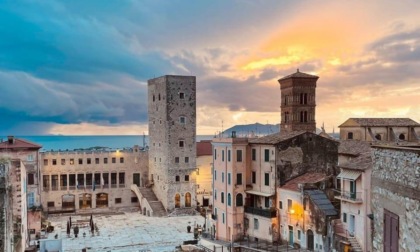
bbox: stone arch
[175,193,181,208]
[185,192,191,207]
[307,229,314,250]
[399,133,405,140]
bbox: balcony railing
[335,191,363,203]
[244,206,277,218]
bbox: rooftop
[338,140,371,156]
[305,190,338,216]
[197,140,212,156]
[0,136,42,150]
[339,118,420,127]
[339,153,372,171]
[249,130,307,144]
[278,69,319,82]
[280,172,328,192]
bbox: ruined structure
[371,145,420,251]
[279,69,318,134]
[148,75,197,211]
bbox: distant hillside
[221,123,323,137]
[222,123,280,137]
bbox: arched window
[399,134,405,140]
[221,192,224,204]
[347,132,353,140]
[375,134,382,141]
[175,194,181,208]
[185,192,191,207]
[227,193,231,206]
[236,194,243,207]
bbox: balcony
[335,191,363,203]
[244,206,277,218]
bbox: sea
[2,135,214,152]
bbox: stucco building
[148,75,197,211]
[339,118,420,142]
[40,146,148,213]
[196,140,213,207]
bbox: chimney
[7,136,14,144]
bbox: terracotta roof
[339,153,372,171]
[249,131,307,144]
[278,70,319,82]
[197,140,212,156]
[0,137,42,150]
[280,172,328,192]
[339,118,420,127]
[338,140,371,156]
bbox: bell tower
[278,69,318,134]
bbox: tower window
[158,94,161,100]
[179,92,185,99]
[347,132,353,140]
[399,133,405,140]
[176,175,180,182]
[153,95,155,102]
[179,140,184,148]
[185,175,189,181]
[179,116,186,124]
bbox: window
[179,92,185,99]
[251,148,256,161]
[51,175,58,190]
[375,134,381,140]
[27,192,35,208]
[264,173,270,186]
[61,159,65,165]
[214,189,217,200]
[184,157,189,163]
[264,149,270,162]
[214,149,217,160]
[70,159,74,165]
[119,172,125,186]
[298,230,301,240]
[214,170,217,181]
[179,116,186,124]
[158,93,161,100]
[179,140,184,148]
[104,158,108,164]
[120,157,124,163]
[343,212,347,223]
[399,133,405,140]
[228,173,231,185]
[115,198,122,204]
[131,197,138,203]
[222,172,224,183]
[87,158,91,164]
[111,173,117,187]
[222,150,224,161]
[236,173,242,185]
[175,157,180,163]
[347,132,353,140]
[288,199,292,211]
[69,174,76,188]
[27,173,35,185]
[227,193,231,206]
[221,192,224,203]
[265,197,270,208]
[279,201,283,209]
[44,159,48,166]
[228,150,231,162]
[176,175,180,182]
[95,158,100,164]
[27,154,34,161]
[252,171,256,184]
[52,159,57,165]
[185,175,189,181]
[237,149,242,162]
[236,194,243,206]
[112,157,116,163]
[153,95,155,102]
[254,218,259,230]
[47,201,55,207]
[78,158,83,165]
[222,213,225,224]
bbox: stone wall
[371,146,420,251]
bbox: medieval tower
[148,75,197,211]
[278,69,318,134]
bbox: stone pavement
[46,211,206,251]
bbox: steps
[347,236,363,252]
[130,185,167,217]
[138,188,159,202]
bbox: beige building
[40,145,148,212]
[339,118,420,142]
[0,136,42,251]
[196,140,213,207]
[148,75,197,211]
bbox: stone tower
[148,75,197,211]
[278,69,318,134]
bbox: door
[288,226,293,246]
[350,180,356,199]
[349,215,355,236]
[384,209,399,252]
[133,173,140,187]
[307,229,314,250]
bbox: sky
[1,0,420,136]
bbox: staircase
[130,185,167,217]
[347,236,363,252]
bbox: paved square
[46,212,206,251]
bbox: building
[148,75,197,211]
[339,118,420,142]
[371,145,420,251]
[278,172,338,251]
[196,140,213,207]
[279,69,318,134]
[211,136,250,242]
[0,136,42,251]
[40,145,148,213]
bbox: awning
[337,170,361,180]
[245,190,274,197]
